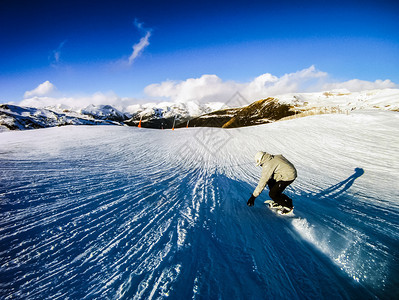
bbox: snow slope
[0,110,398,299]
[277,88,399,112]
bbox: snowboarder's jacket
[253,152,297,197]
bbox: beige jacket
[253,152,297,197]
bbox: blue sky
[0,0,398,106]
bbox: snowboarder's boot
[269,201,282,209]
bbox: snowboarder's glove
[247,194,256,206]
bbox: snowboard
[264,200,294,216]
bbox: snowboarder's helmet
[255,151,265,166]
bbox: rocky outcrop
[187,98,294,128]
[222,98,294,128]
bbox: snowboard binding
[265,200,294,215]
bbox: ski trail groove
[1,112,398,299]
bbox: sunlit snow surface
[1,111,398,299]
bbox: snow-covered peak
[125,101,227,119]
[125,88,399,117]
[80,104,129,121]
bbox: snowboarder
[247,151,297,213]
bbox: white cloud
[50,40,67,65]
[322,79,396,92]
[20,91,138,111]
[143,66,397,104]
[242,66,328,100]
[144,66,329,104]
[144,74,240,103]
[128,19,151,66]
[18,67,398,110]
[24,81,56,98]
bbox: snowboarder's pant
[267,178,294,208]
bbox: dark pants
[267,178,294,208]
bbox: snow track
[1,110,398,299]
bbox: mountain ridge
[1,88,398,131]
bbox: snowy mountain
[0,104,127,131]
[1,109,398,299]
[124,101,227,128]
[1,88,398,130]
[187,97,295,128]
[0,102,226,131]
[189,88,399,128]
[276,88,399,112]
[80,104,130,122]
